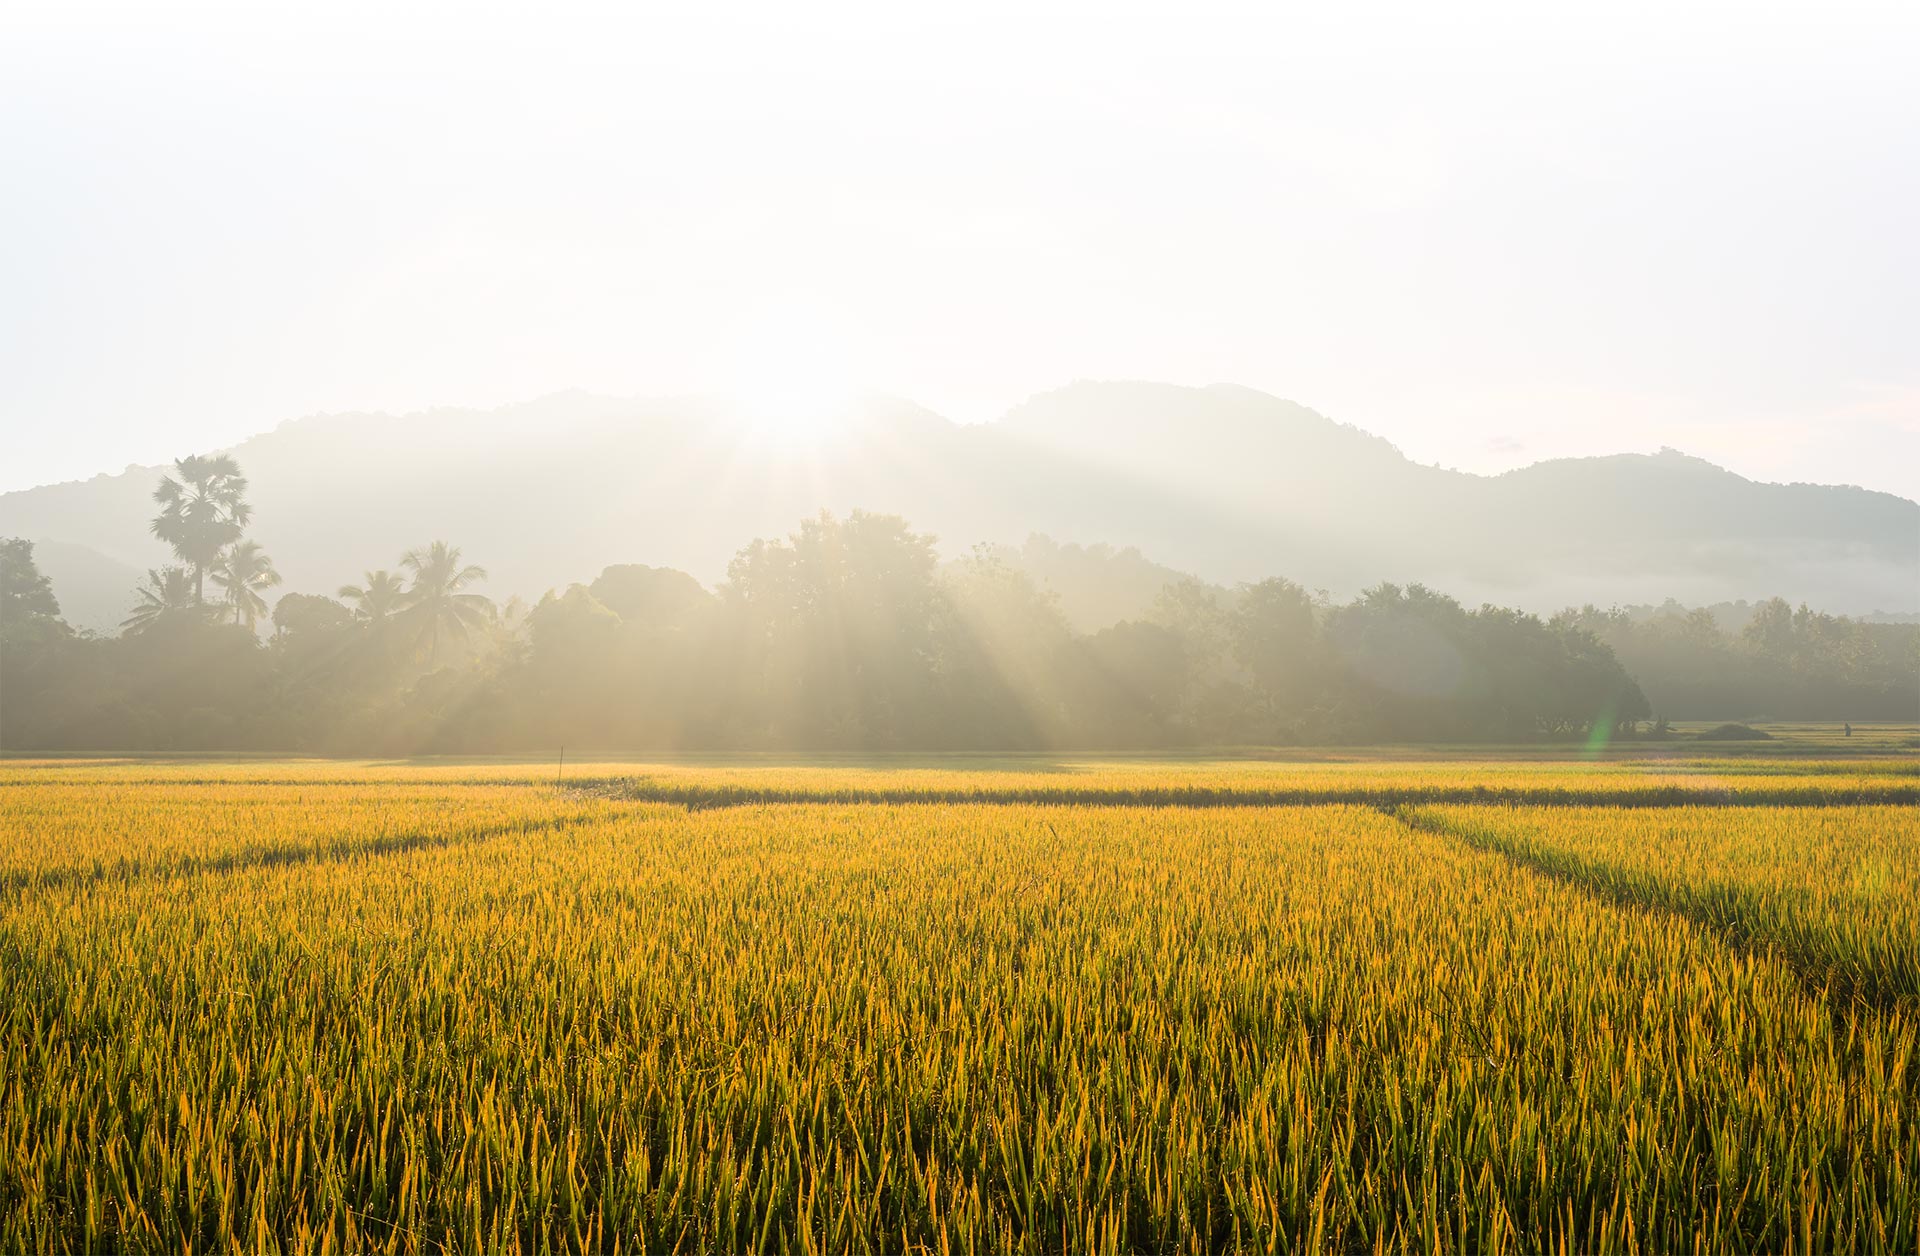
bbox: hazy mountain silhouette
[4,382,1914,624]
[24,540,144,634]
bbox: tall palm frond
[149,454,251,605]
[211,541,282,630]
[399,541,493,665]
[121,567,199,635]
[338,570,409,623]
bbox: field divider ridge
[568,779,1920,810]
[2,811,598,895]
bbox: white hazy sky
[3,0,1916,498]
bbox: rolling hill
[3,382,1914,626]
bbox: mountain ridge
[3,382,1913,623]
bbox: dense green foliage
[2,448,1911,752]
[4,517,1648,751]
[1559,601,1918,721]
[4,515,1654,751]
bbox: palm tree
[399,542,492,665]
[337,570,409,623]
[150,454,251,606]
[121,567,199,635]
[211,541,281,630]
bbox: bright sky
[3,0,1916,498]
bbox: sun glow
[724,306,867,450]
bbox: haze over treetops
[3,380,1914,632]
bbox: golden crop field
[5,753,1914,803]
[1,757,1916,1253]
[1407,804,1920,1008]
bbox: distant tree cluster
[136,454,281,631]
[1557,601,1918,722]
[2,453,1908,752]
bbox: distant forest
[1,455,1914,752]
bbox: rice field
[1407,804,1920,1008]
[0,754,1915,1252]
[4,753,1915,803]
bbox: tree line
[1557,602,1916,723]
[1,455,1911,752]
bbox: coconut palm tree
[399,542,492,665]
[211,541,281,629]
[149,454,251,606]
[121,567,199,635]
[337,570,409,624]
